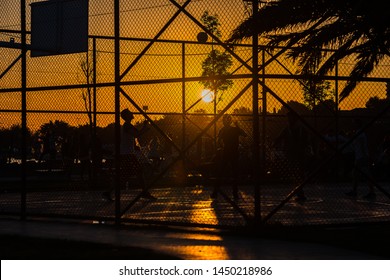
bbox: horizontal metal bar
[1,73,387,94]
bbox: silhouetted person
[161,133,175,174]
[147,136,161,173]
[61,133,76,179]
[211,114,247,200]
[275,112,309,203]
[38,126,56,171]
[323,128,353,179]
[77,133,90,181]
[345,119,375,200]
[92,135,104,176]
[103,109,155,201]
[373,133,390,180]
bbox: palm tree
[228,0,390,101]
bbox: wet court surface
[0,218,386,259]
[1,182,390,228]
[1,181,390,259]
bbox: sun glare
[201,89,214,103]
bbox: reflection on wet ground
[0,219,381,259]
[1,182,390,228]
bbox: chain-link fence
[1,0,390,229]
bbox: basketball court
[1,179,390,228]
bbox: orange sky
[1,0,389,131]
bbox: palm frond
[340,42,385,100]
[228,0,334,43]
[228,0,390,99]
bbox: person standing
[103,109,155,201]
[275,111,310,203]
[147,136,161,173]
[212,114,247,200]
[345,119,375,200]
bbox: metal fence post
[21,0,27,220]
[252,0,261,226]
[92,37,98,188]
[261,48,267,180]
[114,0,121,225]
[182,42,186,152]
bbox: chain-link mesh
[1,0,390,229]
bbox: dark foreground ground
[1,222,390,260]
[263,223,390,259]
[0,234,180,260]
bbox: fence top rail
[3,28,390,59]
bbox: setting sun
[201,89,214,103]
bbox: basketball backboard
[30,0,89,57]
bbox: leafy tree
[200,11,222,39]
[200,50,233,96]
[302,79,333,110]
[38,120,72,139]
[232,106,252,115]
[199,11,233,104]
[278,100,310,115]
[366,96,389,110]
[0,124,33,159]
[228,0,390,100]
